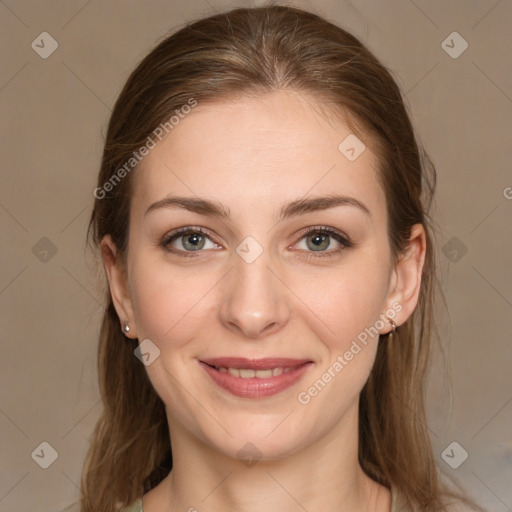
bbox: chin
[196,414,317,463]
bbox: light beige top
[123,486,403,511]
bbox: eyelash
[160,225,353,259]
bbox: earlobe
[384,224,427,332]
[100,235,137,338]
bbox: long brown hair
[82,4,483,511]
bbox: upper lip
[200,357,312,370]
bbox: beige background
[1,0,511,511]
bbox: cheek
[129,256,218,348]
[291,258,390,350]
[129,247,391,353]
[292,266,388,419]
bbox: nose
[219,251,291,339]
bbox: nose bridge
[219,240,289,338]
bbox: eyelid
[290,225,353,258]
[293,225,352,245]
[160,225,353,257]
[161,226,223,255]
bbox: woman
[82,4,483,511]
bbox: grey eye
[305,232,331,251]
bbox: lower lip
[199,361,313,399]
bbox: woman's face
[107,89,412,461]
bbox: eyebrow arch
[144,194,371,220]
[279,195,371,220]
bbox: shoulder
[442,500,482,512]
[390,488,480,512]
[390,485,404,512]
[122,498,143,512]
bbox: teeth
[255,369,273,378]
[217,366,297,378]
[227,367,240,377]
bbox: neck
[143,402,390,512]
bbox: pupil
[184,233,204,250]
[308,233,328,251]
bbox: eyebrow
[144,194,372,220]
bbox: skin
[102,89,426,512]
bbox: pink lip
[201,357,311,370]
[199,357,313,398]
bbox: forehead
[132,90,385,221]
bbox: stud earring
[123,321,131,333]
[389,318,396,333]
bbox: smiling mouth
[199,357,313,398]
[209,365,300,378]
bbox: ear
[100,234,138,338]
[381,223,427,334]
